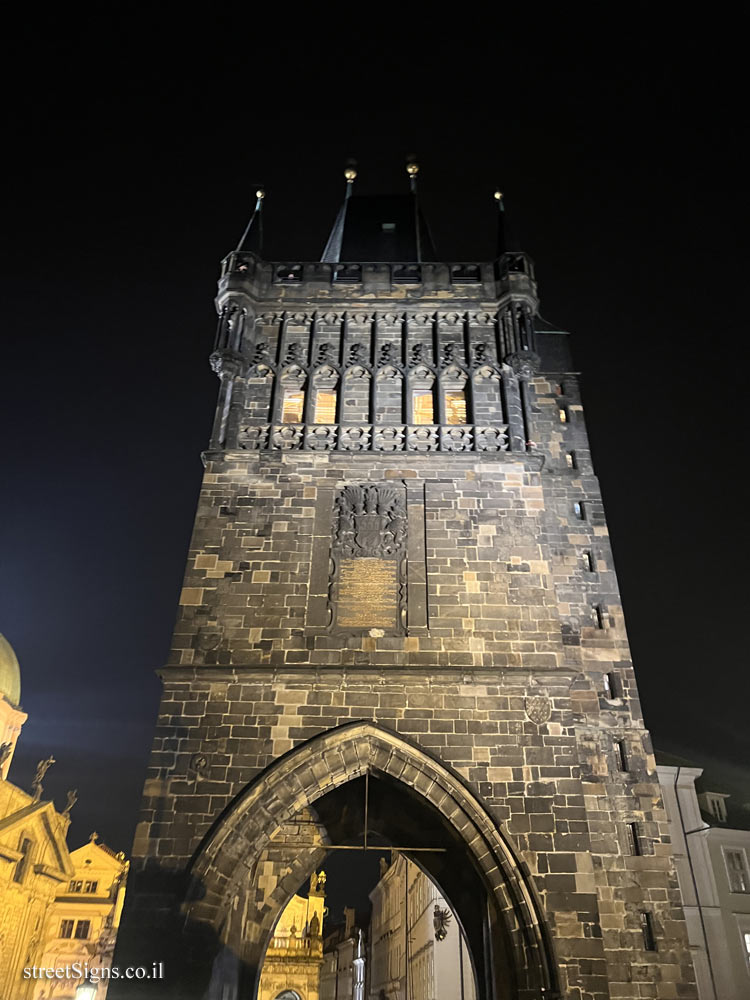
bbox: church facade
[116,183,698,999]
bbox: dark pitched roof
[321,195,436,263]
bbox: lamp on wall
[75,977,97,1000]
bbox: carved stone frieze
[372,426,405,452]
[441,427,473,452]
[407,426,439,452]
[475,426,509,452]
[339,426,372,451]
[305,425,337,451]
[271,424,303,449]
[237,425,270,450]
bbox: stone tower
[117,177,697,1000]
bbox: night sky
[2,15,748,865]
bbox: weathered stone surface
[114,256,696,1000]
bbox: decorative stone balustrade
[236,424,509,453]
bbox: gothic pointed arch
[187,721,560,1000]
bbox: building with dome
[0,633,27,780]
[0,632,128,1000]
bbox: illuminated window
[413,392,434,424]
[60,920,75,939]
[445,391,467,425]
[281,390,304,423]
[725,850,750,893]
[559,407,568,423]
[744,931,750,965]
[314,390,337,424]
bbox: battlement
[218,250,537,304]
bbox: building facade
[116,183,698,999]
[256,873,326,1000]
[657,764,750,999]
[369,853,475,1000]
[32,836,129,1000]
[0,633,128,1000]
[320,908,366,1000]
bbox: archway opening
[248,773,519,1000]
[192,723,558,1000]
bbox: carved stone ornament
[334,485,407,558]
[209,350,246,380]
[505,350,541,378]
[187,753,209,778]
[433,905,452,941]
[525,693,552,725]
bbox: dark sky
[2,14,748,855]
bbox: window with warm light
[413,392,434,424]
[445,390,467,425]
[281,390,304,423]
[314,390,337,424]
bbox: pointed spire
[321,160,357,263]
[406,155,422,263]
[494,188,506,256]
[235,187,265,253]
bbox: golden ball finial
[494,189,503,201]
[406,161,420,177]
[344,167,357,183]
[256,188,265,200]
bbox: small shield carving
[525,693,552,725]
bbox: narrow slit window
[615,739,628,772]
[627,822,642,856]
[640,911,656,951]
[445,390,467,425]
[281,390,305,423]
[413,391,434,425]
[593,605,605,629]
[566,451,577,468]
[573,502,585,520]
[313,390,337,424]
[603,671,618,699]
[559,407,568,423]
[583,551,595,572]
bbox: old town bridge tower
[116,174,697,1000]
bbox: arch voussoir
[187,720,557,998]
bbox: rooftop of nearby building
[656,749,750,832]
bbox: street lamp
[75,978,97,1000]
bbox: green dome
[0,634,21,707]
